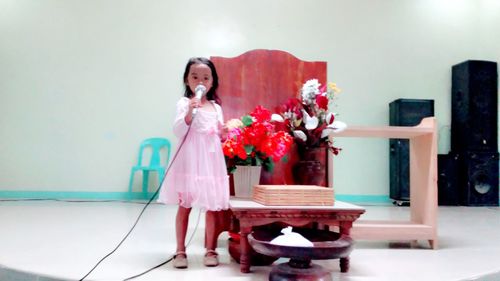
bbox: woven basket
[252,185,334,206]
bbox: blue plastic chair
[128,138,171,199]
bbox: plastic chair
[128,137,171,198]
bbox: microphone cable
[79,108,202,281]
[122,209,201,281]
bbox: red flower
[316,95,328,110]
[222,105,294,173]
[260,131,294,162]
[282,98,303,118]
[250,105,271,123]
[223,139,247,160]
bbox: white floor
[0,199,499,281]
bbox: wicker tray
[252,185,334,206]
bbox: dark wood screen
[211,49,327,186]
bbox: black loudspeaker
[389,98,435,126]
[451,60,498,152]
[389,99,435,203]
[389,139,410,203]
[437,153,459,206]
[458,151,499,206]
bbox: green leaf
[241,115,253,126]
[255,157,262,166]
[244,145,254,154]
[281,155,289,163]
[265,160,275,173]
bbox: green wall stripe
[0,191,392,204]
[335,194,392,204]
[0,191,154,201]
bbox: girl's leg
[203,210,220,266]
[205,210,218,251]
[176,206,191,253]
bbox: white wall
[1,0,499,195]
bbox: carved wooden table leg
[239,226,252,273]
[339,221,352,273]
[340,256,350,273]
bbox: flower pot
[293,160,326,186]
[233,165,262,198]
[293,146,327,186]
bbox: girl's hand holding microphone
[186,84,206,124]
[189,97,201,113]
[185,98,200,125]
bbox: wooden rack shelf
[333,117,438,249]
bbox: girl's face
[186,63,213,95]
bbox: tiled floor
[0,199,499,281]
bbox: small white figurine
[269,226,314,247]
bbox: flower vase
[233,165,262,198]
[293,146,327,186]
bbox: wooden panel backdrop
[211,49,328,187]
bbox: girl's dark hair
[183,57,221,105]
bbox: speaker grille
[459,151,499,206]
[451,60,498,152]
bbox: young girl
[158,57,229,268]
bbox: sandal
[173,251,188,269]
[203,249,219,267]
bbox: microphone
[192,85,206,115]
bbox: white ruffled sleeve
[173,97,190,138]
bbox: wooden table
[333,117,438,249]
[229,199,365,273]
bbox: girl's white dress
[158,97,229,211]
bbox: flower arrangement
[279,79,346,154]
[222,106,294,173]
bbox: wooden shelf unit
[333,117,438,249]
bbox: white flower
[330,120,347,132]
[325,112,335,124]
[301,79,321,105]
[302,109,318,130]
[303,79,321,90]
[225,118,243,130]
[320,121,348,138]
[271,114,284,122]
[292,130,307,142]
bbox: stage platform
[0,199,499,281]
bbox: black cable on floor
[122,257,174,281]
[78,183,163,280]
[122,209,202,280]
[79,122,195,281]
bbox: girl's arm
[215,103,227,140]
[173,98,190,138]
[220,123,228,140]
